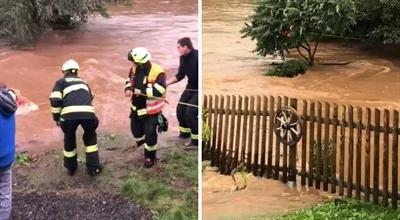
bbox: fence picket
[274,97,282,180]
[260,96,268,176]
[301,100,308,186]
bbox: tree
[241,0,356,65]
[0,0,111,46]
[351,0,400,44]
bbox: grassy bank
[14,133,198,220]
[243,199,400,220]
[121,151,198,220]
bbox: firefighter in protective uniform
[125,47,167,168]
[49,59,102,176]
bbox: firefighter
[49,59,102,176]
[125,47,167,168]
[166,37,198,147]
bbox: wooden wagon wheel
[274,106,303,146]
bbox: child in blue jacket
[0,82,17,219]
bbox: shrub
[0,0,109,45]
[265,59,308,77]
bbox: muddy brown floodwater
[203,0,399,219]
[203,0,400,110]
[0,0,198,153]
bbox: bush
[265,59,308,77]
[312,140,334,178]
[241,0,356,65]
[350,0,400,44]
[0,0,109,46]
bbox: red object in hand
[16,97,27,107]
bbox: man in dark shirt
[167,37,198,148]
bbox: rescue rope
[135,93,198,108]
[182,88,198,92]
[34,93,199,108]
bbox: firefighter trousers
[130,114,159,160]
[60,119,101,173]
[177,90,198,143]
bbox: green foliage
[275,199,400,220]
[312,140,334,178]
[265,59,308,77]
[121,151,197,220]
[202,161,209,173]
[350,0,400,44]
[231,160,249,191]
[15,152,30,166]
[0,0,109,45]
[202,109,211,144]
[241,0,356,65]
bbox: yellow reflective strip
[191,134,199,140]
[51,107,61,113]
[50,91,62,99]
[64,150,77,158]
[134,135,145,142]
[179,126,191,133]
[63,84,89,97]
[86,145,98,153]
[154,83,166,94]
[61,106,95,115]
[131,105,148,116]
[144,144,157,151]
[65,78,84,83]
[146,87,153,97]
[137,109,147,116]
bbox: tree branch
[300,43,312,64]
[312,34,321,57]
[297,46,311,64]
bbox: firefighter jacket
[125,63,166,116]
[49,73,96,121]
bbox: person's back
[49,59,102,176]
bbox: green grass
[121,151,198,220]
[274,199,400,220]
[15,152,30,166]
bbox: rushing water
[203,0,400,111]
[0,0,198,152]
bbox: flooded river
[202,0,399,218]
[203,0,400,110]
[0,0,198,153]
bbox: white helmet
[62,59,80,73]
[129,47,151,64]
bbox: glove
[133,89,141,95]
[157,114,168,133]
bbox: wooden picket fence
[202,94,399,209]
